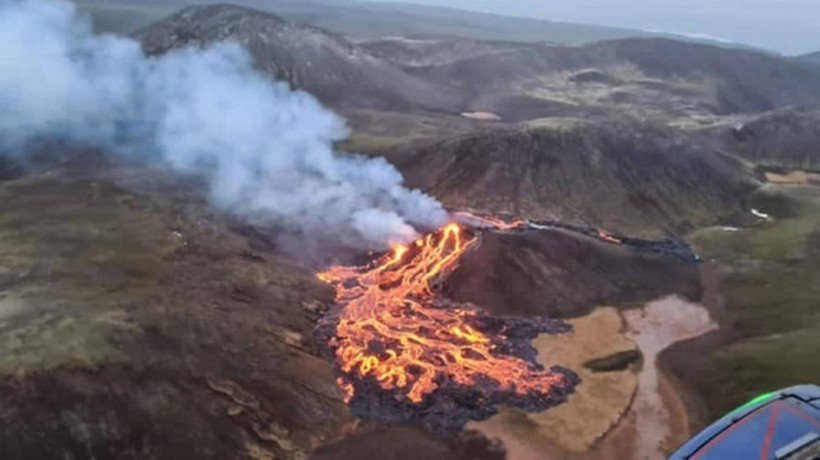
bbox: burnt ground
[445,226,702,319]
[392,123,758,239]
[312,425,506,460]
[0,155,352,459]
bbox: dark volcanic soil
[134,4,464,114]
[311,426,506,460]
[445,226,702,318]
[0,155,351,459]
[392,123,758,238]
[0,153,711,458]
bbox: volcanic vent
[316,217,580,433]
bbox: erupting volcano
[316,216,580,432]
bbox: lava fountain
[316,216,580,432]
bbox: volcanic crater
[314,214,702,433]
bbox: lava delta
[316,218,580,433]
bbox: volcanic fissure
[316,215,582,432]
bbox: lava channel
[316,219,580,433]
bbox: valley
[665,181,820,426]
[2,1,819,458]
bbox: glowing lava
[452,211,527,230]
[317,220,577,413]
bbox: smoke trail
[0,0,448,250]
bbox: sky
[367,0,820,55]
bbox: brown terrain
[0,154,349,458]
[0,152,706,459]
[445,227,701,318]
[3,2,820,459]
[393,124,756,237]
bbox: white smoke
[0,0,448,250]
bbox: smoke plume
[0,0,448,250]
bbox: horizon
[360,0,820,55]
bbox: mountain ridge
[134,4,464,113]
[133,3,818,237]
[75,0,746,50]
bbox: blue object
[668,385,820,459]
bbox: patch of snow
[379,36,440,44]
[751,208,771,220]
[642,29,738,45]
[461,111,502,121]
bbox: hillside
[133,4,820,238]
[0,153,350,458]
[392,121,757,237]
[360,36,533,68]
[263,0,652,44]
[707,106,820,170]
[0,149,711,459]
[5,2,820,459]
[75,0,660,45]
[446,226,701,318]
[588,39,820,113]
[407,38,820,116]
[665,184,820,425]
[134,6,820,123]
[134,4,463,113]
[798,50,820,67]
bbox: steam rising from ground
[0,0,447,250]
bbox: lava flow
[316,217,579,432]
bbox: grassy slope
[663,183,820,425]
[0,164,352,457]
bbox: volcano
[315,217,585,433]
[313,211,706,433]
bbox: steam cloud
[0,0,448,250]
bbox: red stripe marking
[759,404,781,460]
[782,404,820,428]
[691,406,769,460]
[691,400,820,460]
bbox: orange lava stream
[598,229,623,244]
[318,222,567,404]
[452,211,527,230]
